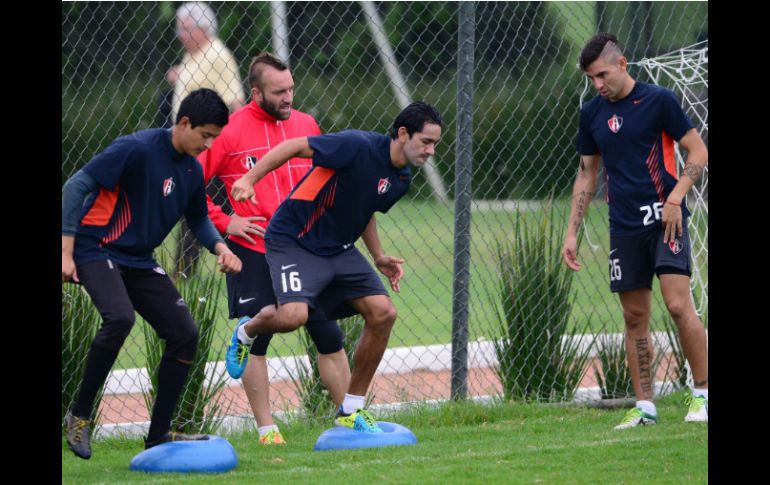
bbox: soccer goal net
[635,41,708,318]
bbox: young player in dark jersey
[62,88,242,459]
[227,102,443,432]
[562,33,708,429]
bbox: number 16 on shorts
[281,271,302,292]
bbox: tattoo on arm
[572,190,594,232]
[683,163,703,182]
[635,338,654,400]
[579,159,586,172]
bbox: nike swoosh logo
[633,98,643,104]
[281,264,297,270]
[609,249,618,255]
[238,297,256,304]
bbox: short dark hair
[389,101,443,140]
[248,52,290,89]
[176,88,229,127]
[579,33,621,70]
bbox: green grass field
[61,390,707,484]
[109,198,707,371]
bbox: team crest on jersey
[244,155,258,169]
[162,177,175,197]
[377,178,391,195]
[607,114,623,133]
[668,238,683,254]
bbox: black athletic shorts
[226,240,344,355]
[265,237,389,320]
[226,240,277,319]
[609,221,692,293]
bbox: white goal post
[634,41,708,318]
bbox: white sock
[237,325,255,345]
[636,400,657,416]
[341,394,365,414]
[692,388,708,400]
[258,424,279,437]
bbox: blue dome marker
[129,435,237,473]
[314,422,417,451]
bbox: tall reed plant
[489,199,594,402]
[593,326,670,400]
[653,315,690,395]
[593,333,634,399]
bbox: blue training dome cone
[130,435,237,473]
[314,422,417,451]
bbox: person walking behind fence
[561,33,708,429]
[227,102,443,433]
[167,1,246,276]
[170,2,245,120]
[62,88,242,459]
[198,52,351,445]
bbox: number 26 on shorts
[609,258,622,281]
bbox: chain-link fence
[62,1,708,437]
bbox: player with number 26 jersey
[576,81,695,236]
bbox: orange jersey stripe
[290,167,335,201]
[81,187,119,226]
[102,193,131,244]
[662,132,678,180]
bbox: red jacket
[197,102,321,253]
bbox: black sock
[146,356,191,442]
[71,344,120,418]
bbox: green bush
[489,199,594,402]
[63,1,706,197]
[62,1,577,199]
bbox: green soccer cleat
[259,429,286,445]
[614,407,658,430]
[334,407,384,433]
[684,394,708,423]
